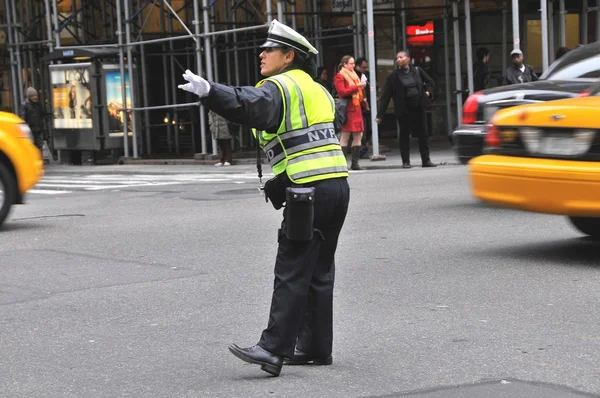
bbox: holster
[285,187,315,241]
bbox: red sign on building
[407,21,434,46]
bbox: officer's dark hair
[337,55,354,72]
[475,47,490,61]
[281,46,318,78]
[355,57,368,67]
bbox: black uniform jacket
[377,64,435,119]
[200,68,306,134]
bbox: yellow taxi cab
[0,111,44,227]
[468,88,600,239]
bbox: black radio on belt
[285,187,315,241]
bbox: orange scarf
[339,67,364,107]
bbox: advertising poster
[105,71,133,137]
[50,65,93,129]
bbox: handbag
[334,97,348,133]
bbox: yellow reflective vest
[253,69,349,184]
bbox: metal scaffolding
[1,0,598,160]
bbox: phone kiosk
[42,49,139,164]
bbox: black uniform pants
[397,105,431,164]
[258,177,350,358]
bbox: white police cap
[260,19,318,56]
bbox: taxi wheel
[568,217,600,240]
[0,162,17,228]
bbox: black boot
[351,146,364,170]
[342,146,349,158]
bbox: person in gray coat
[19,87,45,151]
[208,110,233,166]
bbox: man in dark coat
[504,49,538,85]
[376,50,437,168]
[18,87,45,151]
[472,47,490,92]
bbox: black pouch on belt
[263,175,287,210]
[285,187,315,241]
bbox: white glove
[178,69,211,98]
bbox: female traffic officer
[178,19,350,377]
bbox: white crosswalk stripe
[29,173,272,196]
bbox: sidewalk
[44,139,460,175]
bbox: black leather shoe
[422,161,437,167]
[283,349,333,366]
[402,163,412,169]
[228,344,283,376]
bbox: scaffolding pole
[548,0,554,62]
[193,0,208,154]
[443,0,452,133]
[168,0,180,154]
[452,0,462,125]
[211,6,220,84]
[541,0,549,71]
[232,0,243,149]
[464,0,474,95]
[559,0,566,47]
[353,0,359,56]
[512,0,520,50]
[203,0,218,155]
[502,1,507,75]
[291,2,297,30]
[5,0,19,112]
[11,0,24,104]
[277,0,284,21]
[44,0,54,52]
[51,0,61,49]
[266,0,273,22]
[357,0,364,56]
[365,0,381,159]
[313,0,323,65]
[125,0,139,158]
[582,0,588,45]
[597,0,600,42]
[116,0,130,157]
[401,0,407,50]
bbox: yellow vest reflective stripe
[252,69,348,184]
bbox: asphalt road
[1,165,599,398]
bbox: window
[526,14,580,72]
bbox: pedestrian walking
[503,49,538,85]
[471,47,491,93]
[178,19,350,377]
[208,110,233,166]
[18,87,45,152]
[376,50,437,168]
[333,55,367,170]
[354,57,372,159]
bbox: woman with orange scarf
[333,55,367,170]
